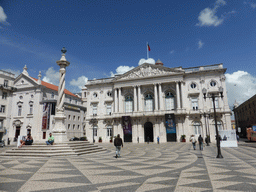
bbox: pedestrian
[190,135,196,150]
[147,136,149,144]
[157,136,160,144]
[114,134,123,158]
[237,134,239,142]
[198,135,203,150]
[46,133,54,145]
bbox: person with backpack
[114,134,123,158]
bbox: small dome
[155,59,163,66]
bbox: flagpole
[147,42,149,59]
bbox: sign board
[238,127,241,133]
[165,114,176,134]
[252,125,256,132]
[219,130,238,147]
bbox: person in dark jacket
[114,134,123,158]
[198,135,203,150]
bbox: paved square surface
[1,143,256,192]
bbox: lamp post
[91,118,96,143]
[202,87,223,158]
[203,112,210,146]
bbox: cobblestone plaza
[1,142,256,192]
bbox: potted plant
[110,136,113,143]
[98,137,102,143]
[181,135,186,142]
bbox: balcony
[0,85,17,92]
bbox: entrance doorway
[15,126,20,140]
[144,122,153,142]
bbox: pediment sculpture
[121,66,173,80]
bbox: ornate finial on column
[38,71,42,84]
[60,47,67,61]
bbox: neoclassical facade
[83,60,232,143]
[8,66,86,144]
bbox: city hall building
[82,60,232,143]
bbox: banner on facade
[122,116,132,135]
[42,103,50,130]
[165,114,176,134]
[219,130,238,147]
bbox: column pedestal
[52,112,68,143]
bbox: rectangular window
[191,97,198,110]
[165,98,174,110]
[145,99,153,112]
[30,105,33,114]
[18,106,22,116]
[3,80,8,87]
[0,105,5,113]
[107,126,113,137]
[125,101,133,113]
[93,126,97,136]
[212,98,219,108]
[106,103,112,114]
[2,92,7,100]
[0,120,3,130]
[92,104,97,115]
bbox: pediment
[115,63,183,81]
[14,74,38,88]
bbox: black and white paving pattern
[1,142,256,192]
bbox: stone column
[118,88,122,113]
[176,82,181,109]
[154,84,158,111]
[138,86,141,111]
[114,88,118,113]
[158,83,163,110]
[134,86,137,112]
[53,47,70,143]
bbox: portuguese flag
[147,43,151,51]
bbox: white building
[8,66,86,144]
[0,70,16,143]
[82,60,232,143]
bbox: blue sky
[0,0,256,108]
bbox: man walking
[114,134,123,158]
[198,135,203,150]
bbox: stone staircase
[0,141,107,157]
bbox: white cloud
[3,69,21,77]
[170,50,175,54]
[198,40,204,49]
[0,6,7,23]
[42,67,59,85]
[70,76,88,91]
[225,70,256,108]
[244,1,256,9]
[110,66,135,77]
[138,58,156,65]
[196,0,226,27]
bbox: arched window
[165,92,174,110]
[145,94,153,112]
[194,121,201,135]
[125,96,133,113]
